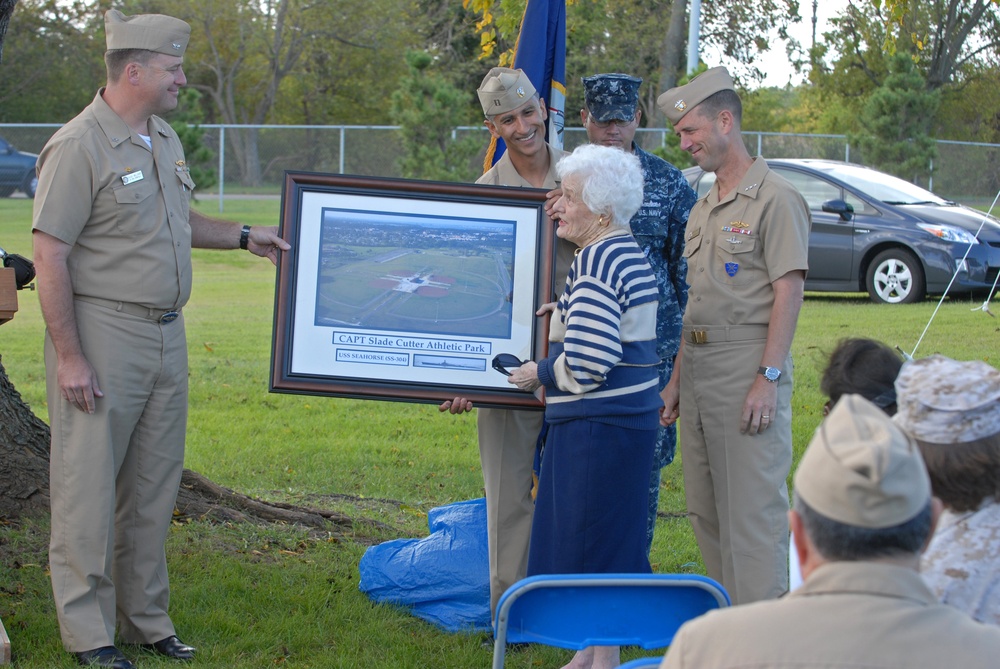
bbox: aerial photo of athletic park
[314,207,518,339]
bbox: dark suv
[0,135,38,199]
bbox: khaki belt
[684,325,769,345]
[75,295,180,324]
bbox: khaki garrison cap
[894,355,1000,445]
[657,66,735,124]
[795,394,931,529]
[105,9,191,56]
[478,67,537,117]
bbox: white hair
[556,143,644,228]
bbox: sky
[711,0,853,89]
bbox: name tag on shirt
[122,171,144,186]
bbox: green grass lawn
[1,197,998,667]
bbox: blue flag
[488,0,566,167]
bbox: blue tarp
[358,498,491,633]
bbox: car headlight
[917,223,979,245]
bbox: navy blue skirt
[527,418,657,576]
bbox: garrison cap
[478,67,537,117]
[583,73,641,122]
[657,66,735,124]
[893,355,1000,444]
[105,9,191,57]
[795,394,931,529]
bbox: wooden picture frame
[270,172,555,410]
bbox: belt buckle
[159,311,179,324]
[691,330,708,345]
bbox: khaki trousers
[679,337,791,605]
[476,407,541,618]
[47,302,187,651]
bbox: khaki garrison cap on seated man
[895,355,1000,625]
[105,9,191,56]
[658,394,1000,669]
[478,67,537,118]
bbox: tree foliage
[389,51,483,182]
[876,0,1000,53]
[851,53,940,181]
[820,0,1000,93]
[0,0,104,122]
[463,0,802,128]
[169,88,217,196]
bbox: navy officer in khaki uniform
[656,67,810,604]
[659,394,1000,669]
[440,67,574,623]
[32,10,288,668]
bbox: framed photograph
[270,171,556,410]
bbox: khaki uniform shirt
[683,157,809,327]
[33,89,196,310]
[477,143,575,293]
[660,562,1000,669]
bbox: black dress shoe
[142,635,196,660]
[75,646,136,669]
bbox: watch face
[764,367,780,381]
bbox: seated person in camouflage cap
[577,73,696,556]
[894,354,1000,625]
[659,394,1000,669]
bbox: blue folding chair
[491,573,729,669]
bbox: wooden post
[0,267,17,326]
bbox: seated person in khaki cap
[659,394,1000,669]
[894,355,1000,624]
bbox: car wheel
[865,248,925,304]
[21,172,38,199]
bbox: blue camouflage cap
[582,73,642,123]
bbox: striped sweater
[536,230,662,429]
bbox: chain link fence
[3,123,999,211]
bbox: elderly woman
[508,143,661,669]
[893,355,1000,625]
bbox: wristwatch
[758,366,782,383]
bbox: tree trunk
[0,355,387,537]
[651,0,690,128]
[0,355,51,518]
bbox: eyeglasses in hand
[492,353,526,376]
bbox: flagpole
[687,0,701,74]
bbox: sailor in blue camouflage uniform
[581,73,697,554]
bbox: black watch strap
[239,225,251,250]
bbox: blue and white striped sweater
[536,232,662,429]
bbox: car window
[844,192,868,215]
[772,168,841,211]
[695,171,715,198]
[817,163,948,205]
